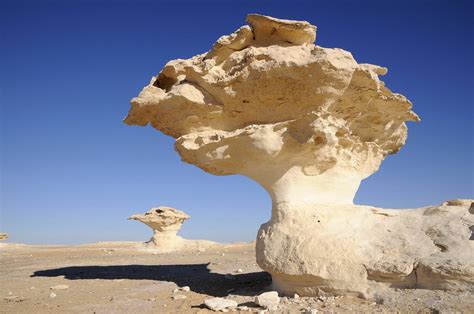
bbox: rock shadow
[31,263,271,297]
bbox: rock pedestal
[125,14,474,296]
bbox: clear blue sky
[1,0,473,244]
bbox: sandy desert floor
[0,242,473,313]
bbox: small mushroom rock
[129,206,189,252]
[0,233,8,241]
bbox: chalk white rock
[258,200,474,297]
[255,291,280,310]
[124,14,473,297]
[172,294,186,300]
[204,298,238,311]
[129,206,189,251]
[125,14,418,206]
[50,285,69,290]
[173,286,190,293]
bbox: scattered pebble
[294,293,300,299]
[204,297,238,311]
[147,298,156,301]
[221,253,226,256]
[49,292,57,299]
[50,284,69,290]
[172,294,186,300]
[236,268,243,273]
[173,286,190,293]
[255,291,280,310]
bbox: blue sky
[1,0,473,244]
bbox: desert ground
[1,242,472,313]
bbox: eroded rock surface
[0,233,8,241]
[258,200,474,297]
[125,14,473,296]
[125,14,419,205]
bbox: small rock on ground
[204,297,238,311]
[50,284,69,290]
[173,286,190,293]
[255,291,280,310]
[172,294,186,300]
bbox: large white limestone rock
[125,14,473,296]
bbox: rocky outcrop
[258,200,474,297]
[129,207,189,251]
[0,233,8,241]
[125,14,473,296]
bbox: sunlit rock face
[125,14,473,297]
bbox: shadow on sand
[31,263,271,297]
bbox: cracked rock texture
[125,14,473,296]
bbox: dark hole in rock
[153,73,177,92]
[434,243,448,252]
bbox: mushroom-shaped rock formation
[0,233,8,241]
[125,15,474,296]
[129,206,189,251]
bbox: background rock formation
[129,206,189,251]
[129,206,217,252]
[125,14,473,296]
